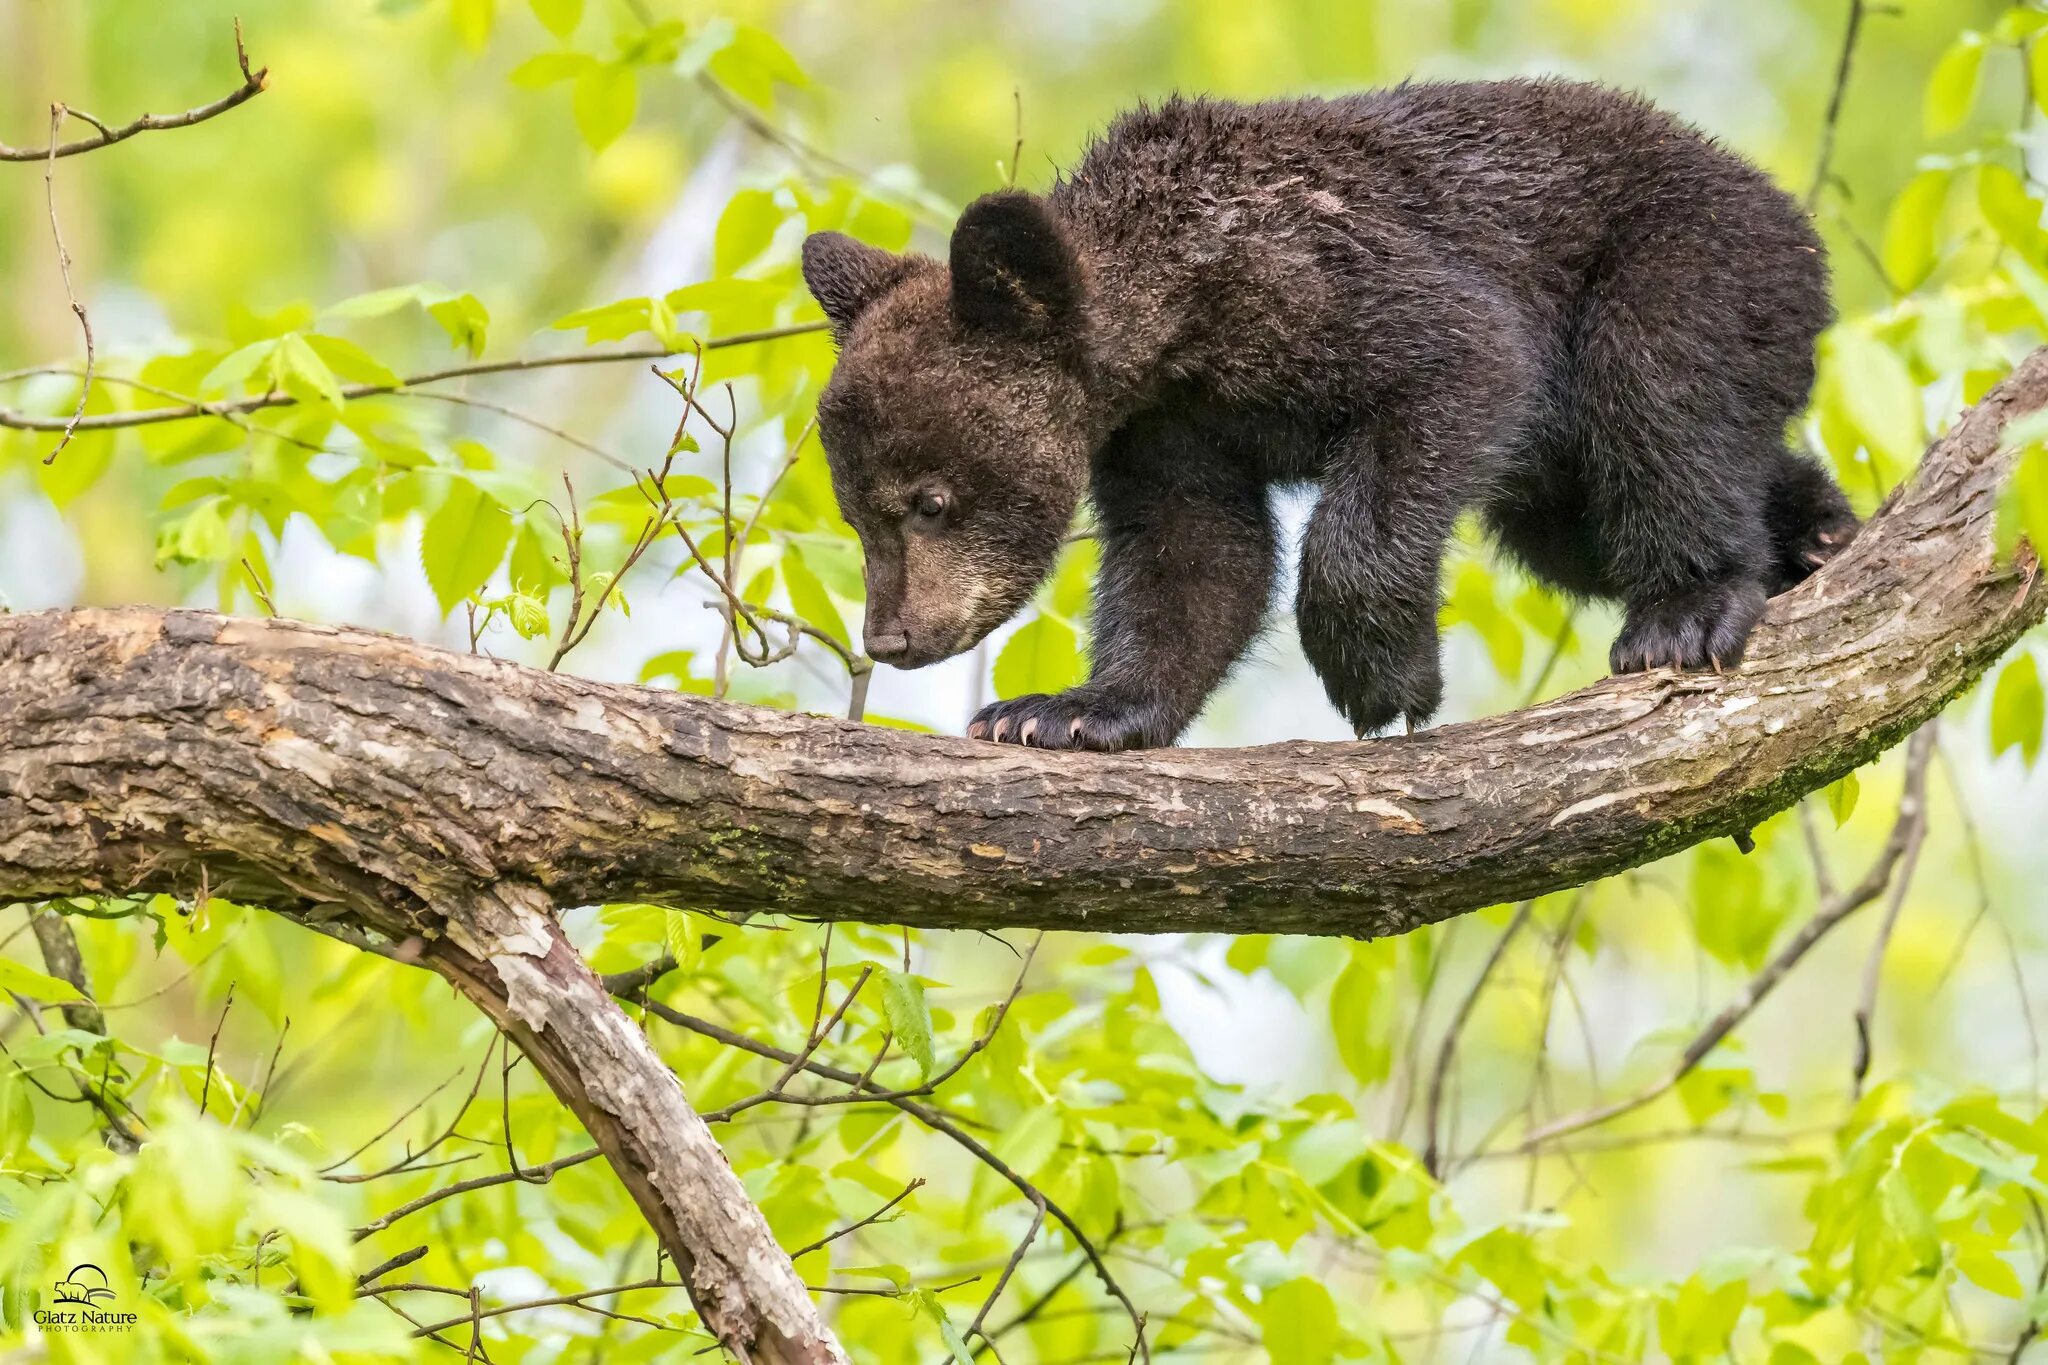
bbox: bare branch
[38,106,95,464]
[0,20,268,162]
[1421,901,1534,1177]
[1499,726,1936,1156]
[787,1178,925,1260]
[0,322,826,435]
[1807,0,1868,209]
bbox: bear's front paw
[1296,606,1443,738]
[1611,579,1768,673]
[967,689,1175,752]
[1316,656,1444,738]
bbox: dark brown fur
[803,81,1856,750]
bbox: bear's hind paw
[1610,579,1768,674]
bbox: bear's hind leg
[1570,307,1782,674]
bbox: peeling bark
[420,889,846,1364]
[0,351,2043,1355]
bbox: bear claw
[968,689,1173,752]
[1611,579,1768,675]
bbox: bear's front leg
[969,430,1277,752]
[1296,426,1478,738]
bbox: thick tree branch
[2,355,2040,939]
[413,902,845,1363]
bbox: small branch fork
[650,364,874,720]
[1491,726,1938,1159]
[0,19,269,162]
[4,20,269,462]
[38,106,95,465]
[607,946,1151,1364]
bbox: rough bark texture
[0,352,2042,1359]
[418,892,845,1364]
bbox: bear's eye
[910,490,949,524]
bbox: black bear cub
[801,80,1856,751]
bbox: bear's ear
[802,232,917,339]
[949,190,1083,338]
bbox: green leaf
[0,1072,31,1161]
[1826,769,1859,827]
[1329,942,1395,1085]
[275,332,346,410]
[2033,37,2048,119]
[509,50,594,88]
[706,24,812,112]
[1979,164,2047,265]
[991,1104,1061,1180]
[782,545,848,645]
[910,1289,974,1365]
[427,293,490,356]
[201,340,279,394]
[880,971,935,1080]
[1881,171,1950,292]
[1924,35,1986,138]
[554,297,656,344]
[1956,1245,2025,1299]
[1999,442,2048,561]
[1676,1063,1751,1125]
[992,613,1082,699]
[673,17,738,78]
[421,477,514,614]
[501,590,550,639]
[1990,653,2043,767]
[1824,329,1923,468]
[715,188,786,277]
[323,285,432,320]
[572,62,637,151]
[0,957,86,1004]
[1259,1278,1338,1365]
[451,0,494,51]
[303,334,402,388]
[527,0,580,39]
[663,910,703,974]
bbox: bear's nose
[865,627,911,663]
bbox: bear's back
[1053,82,1814,282]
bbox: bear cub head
[802,190,1095,669]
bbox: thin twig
[0,20,268,161]
[1499,726,1936,1156]
[357,1245,429,1288]
[1422,902,1534,1177]
[1807,0,1867,210]
[1850,733,1934,1096]
[616,990,1150,1361]
[966,1194,1046,1347]
[0,322,826,434]
[27,908,105,1035]
[198,983,237,1116]
[787,1177,924,1260]
[408,1277,688,1338]
[352,1147,603,1240]
[39,106,94,464]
